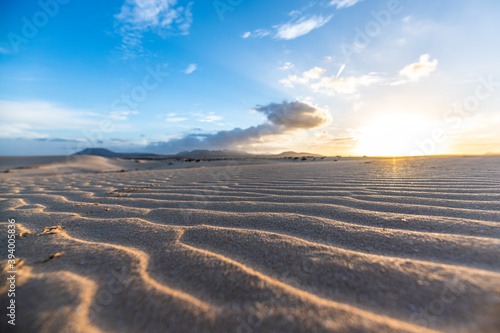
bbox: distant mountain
[74,148,121,157]
[273,151,323,158]
[74,148,161,159]
[74,148,324,159]
[175,149,324,158]
[174,149,251,158]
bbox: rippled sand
[1,156,499,332]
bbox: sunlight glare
[356,114,425,156]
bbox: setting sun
[356,114,426,156]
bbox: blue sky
[1,0,499,156]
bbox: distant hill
[175,150,324,158]
[74,148,324,159]
[175,149,251,158]
[74,148,122,157]
[74,148,161,159]
[273,151,323,158]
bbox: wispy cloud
[0,100,134,139]
[115,0,193,58]
[323,56,333,63]
[310,74,382,95]
[165,112,188,122]
[280,66,381,95]
[184,63,197,74]
[35,138,86,143]
[0,123,47,139]
[194,112,223,124]
[166,117,188,123]
[0,100,90,139]
[399,54,438,82]
[274,15,332,40]
[108,110,139,121]
[281,54,438,95]
[243,14,332,40]
[303,67,327,80]
[278,62,295,71]
[329,0,364,9]
[242,29,272,39]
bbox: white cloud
[255,29,272,38]
[115,0,193,57]
[329,0,364,9]
[310,74,382,95]
[243,14,332,41]
[242,29,272,39]
[165,112,188,123]
[288,3,315,18]
[399,54,438,82]
[109,110,139,121]
[199,115,223,123]
[279,77,296,88]
[280,67,327,87]
[280,66,381,95]
[0,123,47,139]
[323,56,333,63]
[279,62,295,70]
[0,101,92,139]
[0,100,135,139]
[303,67,327,80]
[166,117,187,122]
[193,112,223,124]
[0,100,93,130]
[184,63,197,74]
[274,15,332,40]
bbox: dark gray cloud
[35,138,82,143]
[147,100,331,153]
[255,100,331,129]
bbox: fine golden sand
[1,156,499,332]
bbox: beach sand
[1,156,499,332]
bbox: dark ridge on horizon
[73,148,161,158]
[73,148,324,159]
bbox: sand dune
[1,156,500,332]
[0,155,137,177]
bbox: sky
[1,0,499,156]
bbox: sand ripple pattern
[1,156,500,332]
